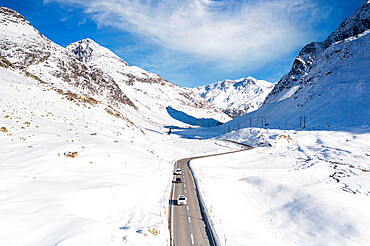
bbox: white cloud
[46,0,323,68]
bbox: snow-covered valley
[1,66,369,245]
[1,1,370,246]
[0,67,240,245]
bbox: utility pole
[300,116,307,129]
[261,116,263,128]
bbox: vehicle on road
[174,168,182,175]
[175,177,182,183]
[178,195,187,205]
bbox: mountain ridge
[192,76,274,118]
[264,1,370,106]
[0,6,230,129]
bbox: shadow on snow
[166,106,223,127]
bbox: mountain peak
[0,7,44,41]
[67,38,129,66]
[0,6,28,23]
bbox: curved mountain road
[169,140,253,246]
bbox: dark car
[175,177,182,183]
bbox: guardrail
[168,164,176,246]
[188,160,220,246]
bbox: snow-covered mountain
[0,8,135,108]
[0,7,230,130]
[192,77,274,118]
[224,1,370,130]
[66,38,231,127]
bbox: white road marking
[185,189,187,193]
[188,217,191,223]
[191,234,194,244]
[184,184,186,187]
[187,206,189,210]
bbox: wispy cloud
[45,0,323,69]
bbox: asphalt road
[170,158,209,246]
[169,141,253,246]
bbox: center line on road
[185,190,187,193]
[188,217,191,223]
[187,206,189,210]
[191,234,194,244]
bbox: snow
[190,128,370,245]
[0,67,239,246]
[277,85,299,102]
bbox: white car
[174,168,182,175]
[178,195,187,205]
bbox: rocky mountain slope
[0,8,134,108]
[66,38,230,127]
[225,1,369,130]
[192,77,274,118]
[0,7,230,130]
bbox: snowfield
[0,67,240,246]
[190,128,370,246]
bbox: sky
[2,0,366,87]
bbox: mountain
[0,7,230,129]
[66,38,231,127]
[192,77,274,118]
[0,7,137,115]
[224,1,370,130]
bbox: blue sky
[2,0,366,87]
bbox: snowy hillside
[0,7,230,130]
[0,8,134,109]
[0,66,240,246]
[226,1,370,130]
[66,39,231,127]
[192,77,274,118]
